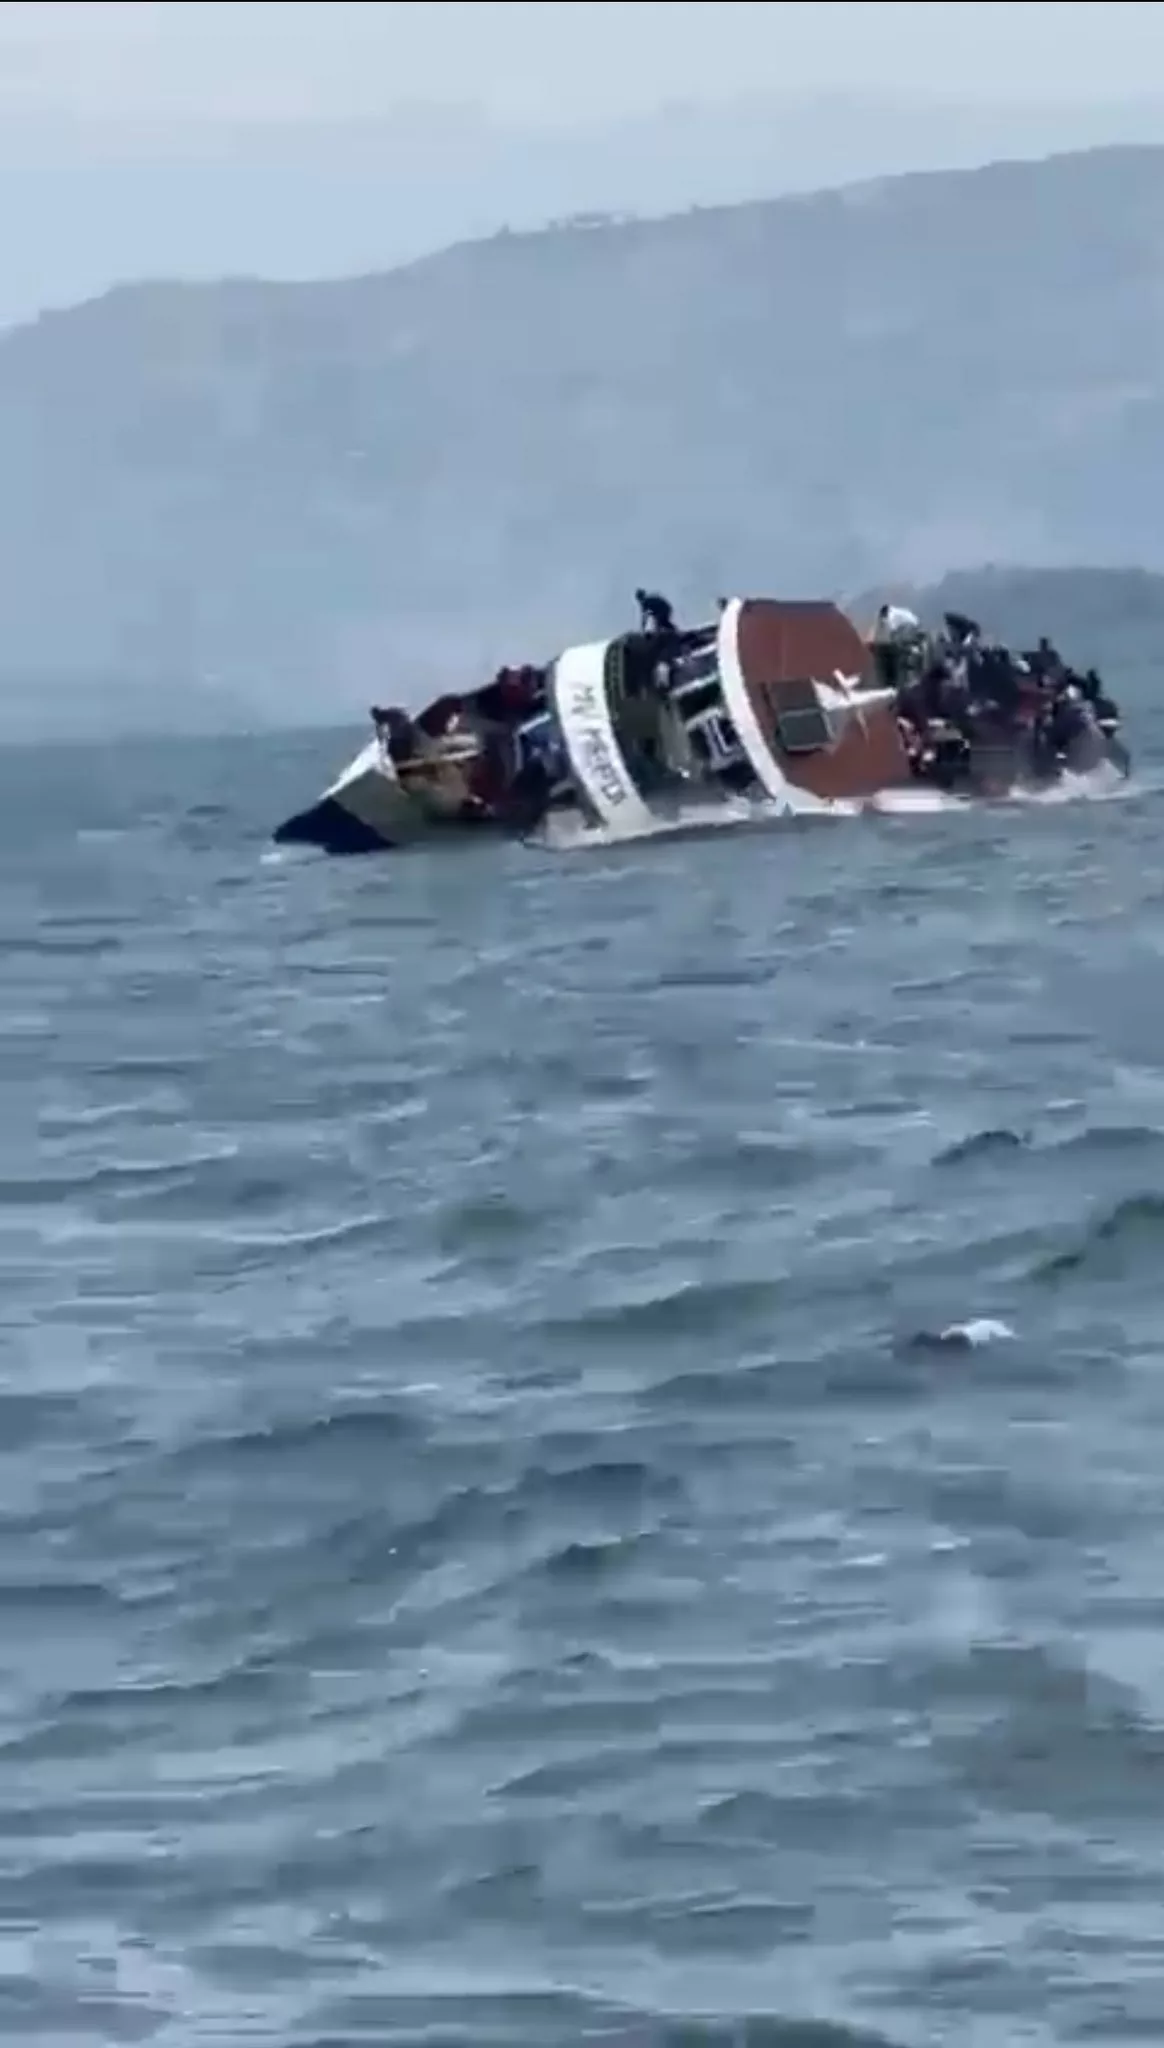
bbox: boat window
[672,642,720,688]
[775,701,833,753]
[672,677,721,721]
[689,712,742,766]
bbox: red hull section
[737,598,873,690]
[734,599,914,800]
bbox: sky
[3,0,1164,330]
[4,0,1164,125]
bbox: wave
[532,762,1138,853]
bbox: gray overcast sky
[4,1,1164,122]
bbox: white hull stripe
[550,640,656,832]
[714,601,794,810]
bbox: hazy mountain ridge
[5,91,1164,329]
[3,143,1164,728]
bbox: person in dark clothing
[1029,636,1067,689]
[1077,668,1120,722]
[974,643,1021,718]
[635,587,675,634]
[922,653,956,722]
[1080,669,1121,728]
[371,705,421,768]
[415,693,464,738]
[1048,685,1092,759]
[943,610,981,650]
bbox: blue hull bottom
[272,797,396,855]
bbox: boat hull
[273,599,1132,854]
[273,738,489,853]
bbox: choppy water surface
[3,724,1164,2046]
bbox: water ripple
[0,725,1163,2043]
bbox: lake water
[2,719,1163,2045]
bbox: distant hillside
[4,144,1164,726]
[7,91,1163,329]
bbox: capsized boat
[273,596,913,853]
[272,595,1129,854]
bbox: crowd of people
[365,595,684,823]
[367,658,561,825]
[871,602,1122,782]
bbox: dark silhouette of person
[635,587,675,634]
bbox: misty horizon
[3,6,1164,738]
[5,94,1164,332]
[4,0,1164,325]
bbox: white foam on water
[533,766,1122,852]
[530,792,770,853]
[864,785,969,817]
[260,842,330,866]
[1009,761,1137,808]
[937,1316,1017,1348]
[529,783,865,853]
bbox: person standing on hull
[871,601,924,689]
[633,588,682,712]
[635,587,676,635]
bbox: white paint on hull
[550,640,656,835]
[322,737,434,844]
[713,600,794,808]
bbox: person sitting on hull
[481,664,545,724]
[415,693,465,740]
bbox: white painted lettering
[549,644,658,832]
